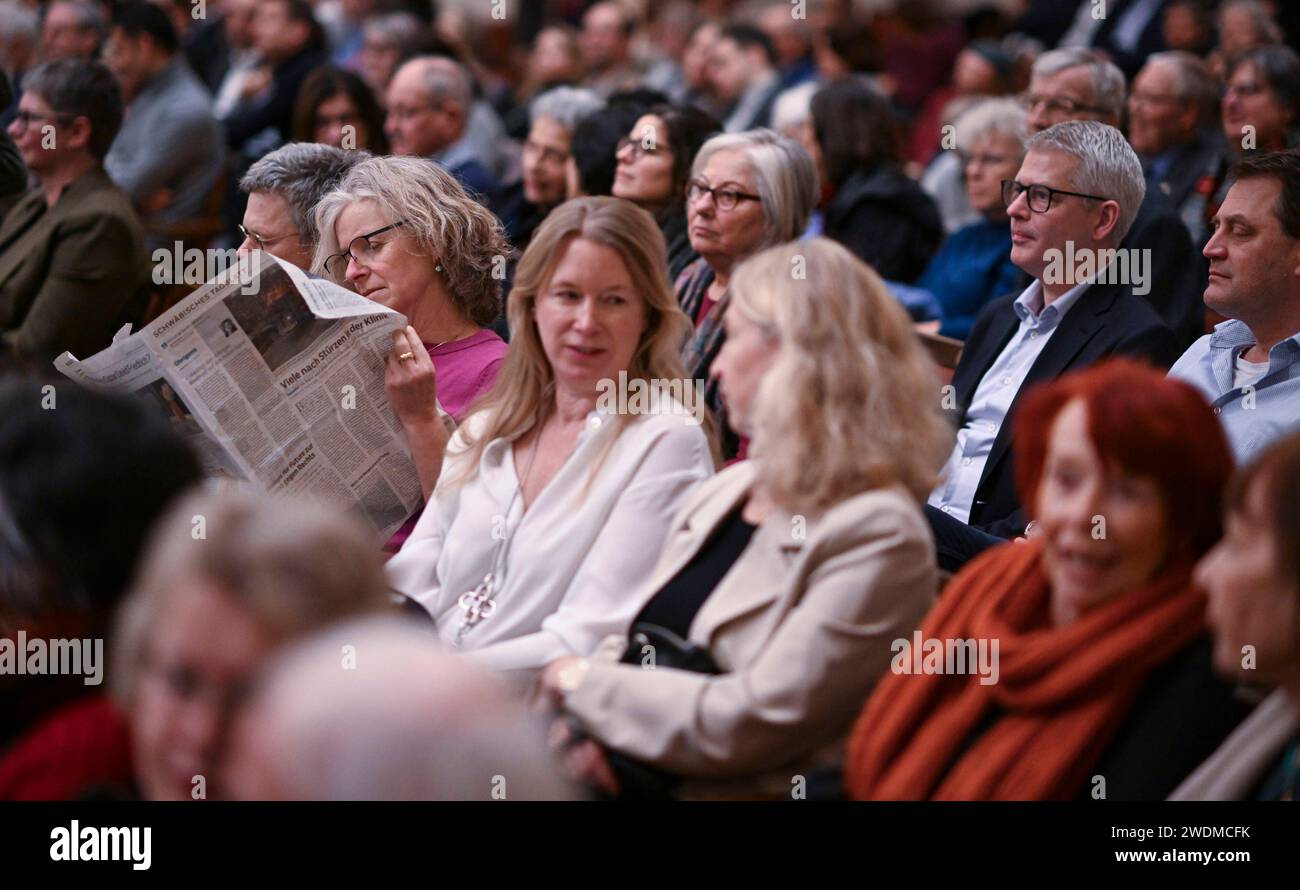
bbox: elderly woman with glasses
[912,98,1029,340]
[314,155,511,547]
[613,103,721,282]
[673,128,818,457]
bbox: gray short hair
[0,2,38,45]
[314,155,509,327]
[50,0,106,39]
[240,143,370,247]
[691,128,818,247]
[1027,120,1146,244]
[770,80,818,133]
[953,97,1029,154]
[1219,0,1284,44]
[403,55,472,112]
[1032,47,1126,121]
[1144,51,1221,128]
[363,11,425,49]
[530,86,605,133]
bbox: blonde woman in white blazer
[538,238,954,798]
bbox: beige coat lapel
[638,463,756,624]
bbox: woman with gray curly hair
[315,155,510,531]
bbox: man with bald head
[385,55,497,201]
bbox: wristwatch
[554,658,591,695]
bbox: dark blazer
[1083,635,1250,800]
[224,46,328,152]
[823,166,943,284]
[946,278,1181,538]
[0,167,150,364]
[1123,184,1209,350]
[1146,129,1225,218]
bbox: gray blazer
[562,461,937,797]
[1169,689,1299,800]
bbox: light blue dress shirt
[1169,320,1300,462]
[928,278,1091,522]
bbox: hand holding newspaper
[54,251,428,540]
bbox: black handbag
[571,623,722,800]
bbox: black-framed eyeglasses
[686,179,761,211]
[1002,179,1109,213]
[325,220,407,278]
[616,135,661,162]
[11,110,77,130]
[238,224,299,252]
[1017,93,1108,117]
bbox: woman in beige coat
[537,237,953,799]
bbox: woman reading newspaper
[315,156,510,551]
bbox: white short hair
[530,86,605,133]
[770,81,818,133]
[691,128,818,246]
[953,97,1029,154]
[1026,120,1146,244]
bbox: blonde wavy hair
[313,155,509,327]
[731,238,954,512]
[442,196,716,492]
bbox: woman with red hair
[844,359,1251,800]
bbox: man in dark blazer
[0,59,149,366]
[1026,47,1206,350]
[927,121,1181,572]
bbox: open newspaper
[54,251,423,540]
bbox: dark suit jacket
[946,278,1180,539]
[1121,188,1206,351]
[0,167,150,364]
[224,46,328,152]
[1146,129,1224,218]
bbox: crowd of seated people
[1,0,1299,802]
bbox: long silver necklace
[453,426,543,646]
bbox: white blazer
[386,405,714,672]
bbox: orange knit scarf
[844,539,1207,800]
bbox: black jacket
[224,46,329,152]
[947,278,1181,539]
[823,166,943,284]
[1122,182,1209,350]
[659,209,696,285]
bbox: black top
[940,635,1249,800]
[631,506,757,639]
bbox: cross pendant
[455,575,497,645]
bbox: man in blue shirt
[927,121,1178,572]
[1170,150,1300,462]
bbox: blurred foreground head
[222,617,578,800]
[114,488,392,800]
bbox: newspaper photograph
[53,250,423,540]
